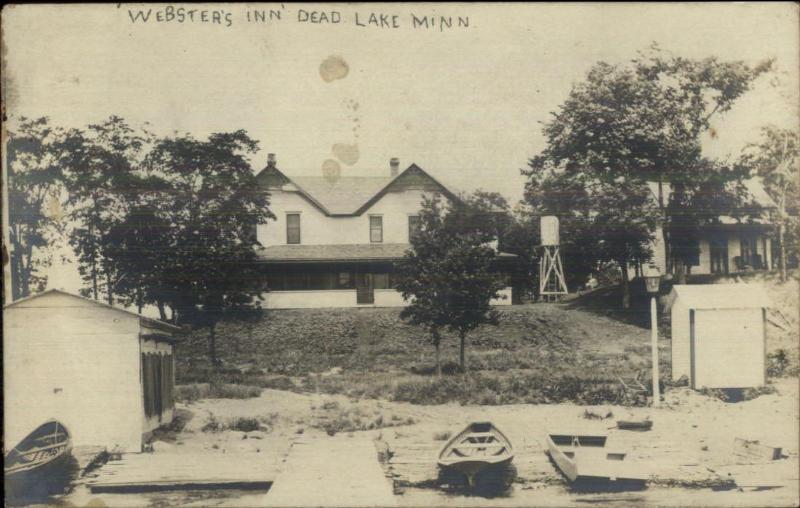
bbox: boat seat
[454,443,508,450]
[465,432,499,439]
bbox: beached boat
[546,433,646,487]
[616,419,653,431]
[5,420,74,500]
[438,422,514,487]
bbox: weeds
[176,383,262,403]
[201,413,278,433]
[767,349,799,378]
[312,406,417,436]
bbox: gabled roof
[645,178,777,210]
[255,163,461,216]
[5,289,181,335]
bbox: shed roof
[4,289,181,336]
[668,284,771,310]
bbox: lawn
[175,272,798,407]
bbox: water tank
[541,216,560,246]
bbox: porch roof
[255,243,518,264]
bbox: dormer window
[370,215,383,243]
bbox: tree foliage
[739,126,800,279]
[56,118,275,365]
[5,117,65,300]
[524,46,772,295]
[395,193,506,375]
[60,116,152,302]
[143,130,275,364]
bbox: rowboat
[616,419,653,431]
[546,433,646,488]
[5,420,74,500]
[438,422,514,488]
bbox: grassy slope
[176,270,798,406]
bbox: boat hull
[438,422,514,488]
[4,420,76,504]
[546,434,646,489]
[5,447,77,504]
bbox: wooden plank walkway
[265,434,397,507]
[72,445,108,475]
[87,451,278,493]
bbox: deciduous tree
[739,126,799,281]
[5,117,66,300]
[395,194,505,374]
[524,46,772,287]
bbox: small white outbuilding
[3,289,180,453]
[669,284,770,390]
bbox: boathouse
[3,289,179,453]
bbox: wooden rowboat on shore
[5,420,74,501]
[438,422,514,488]
[546,433,646,488]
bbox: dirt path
[264,433,396,507]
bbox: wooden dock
[87,451,278,493]
[72,445,108,476]
[264,434,397,507]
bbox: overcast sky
[3,2,798,296]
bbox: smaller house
[669,284,769,389]
[634,179,777,279]
[3,289,180,453]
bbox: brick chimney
[390,157,400,177]
[267,153,276,168]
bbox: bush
[767,349,799,378]
[391,372,637,406]
[201,414,224,433]
[175,383,262,403]
[229,417,263,432]
[259,375,297,391]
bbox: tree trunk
[209,324,219,367]
[91,250,98,300]
[620,258,631,309]
[432,328,442,377]
[459,331,467,373]
[779,221,787,282]
[106,271,113,305]
[779,190,787,282]
[658,179,672,276]
[435,341,441,377]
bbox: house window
[408,215,421,241]
[286,213,300,244]
[338,272,353,289]
[370,215,383,243]
[374,273,390,289]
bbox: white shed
[3,289,180,453]
[669,284,769,389]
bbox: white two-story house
[253,155,518,309]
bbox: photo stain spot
[709,127,718,139]
[319,55,349,83]
[322,159,341,181]
[332,143,359,166]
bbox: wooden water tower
[539,216,568,302]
